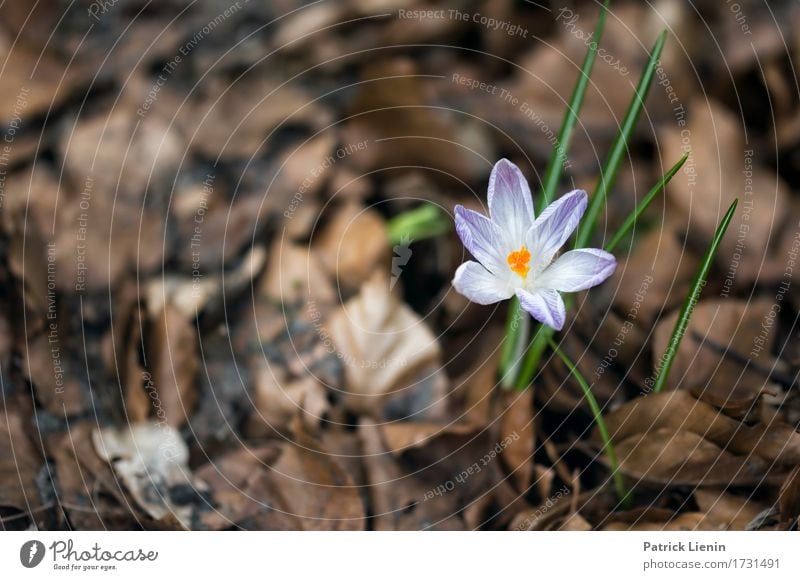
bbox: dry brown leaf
[24,332,88,416]
[258,419,366,530]
[194,446,282,530]
[694,489,767,530]
[597,390,800,484]
[379,422,479,455]
[262,238,336,306]
[345,58,479,183]
[662,99,790,284]
[53,107,177,290]
[314,202,390,292]
[360,421,465,530]
[0,406,42,516]
[328,271,444,415]
[614,427,758,486]
[497,389,535,493]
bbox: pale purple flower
[452,159,616,331]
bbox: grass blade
[538,0,609,211]
[575,29,667,249]
[548,338,631,507]
[651,199,739,393]
[604,153,689,252]
[387,204,449,245]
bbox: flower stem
[500,298,530,389]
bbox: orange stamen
[507,246,531,278]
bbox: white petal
[453,261,514,305]
[527,189,587,271]
[536,248,617,292]
[455,205,510,275]
[488,159,534,247]
[516,287,566,331]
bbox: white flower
[452,159,616,331]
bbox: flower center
[507,246,531,278]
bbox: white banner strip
[1,531,797,579]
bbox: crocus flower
[453,159,616,331]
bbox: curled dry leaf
[47,422,137,530]
[328,271,444,415]
[250,362,329,437]
[92,422,201,529]
[146,301,198,428]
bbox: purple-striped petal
[487,159,534,246]
[453,261,514,305]
[536,248,617,292]
[516,287,566,331]
[455,205,510,275]
[527,189,588,269]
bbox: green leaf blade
[548,338,630,507]
[575,29,668,249]
[651,198,739,393]
[538,0,610,211]
[604,153,689,253]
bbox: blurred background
[1,0,799,531]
